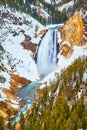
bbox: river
[11,25,59,125]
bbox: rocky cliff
[0,6,44,123]
[59,8,87,58]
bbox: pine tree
[0,116,4,130]
[20,112,25,130]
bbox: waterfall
[36,28,59,76]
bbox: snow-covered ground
[45,0,51,4]
[0,4,87,117]
[0,6,44,107]
[45,0,63,4]
[0,6,44,81]
[58,0,74,12]
[30,2,49,20]
[40,44,87,88]
[45,0,74,13]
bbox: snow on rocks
[0,71,10,89]
[40,44,87,88]
[0,6,44,82]
[0,5,44,120]
[58,1,74,12]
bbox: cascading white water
[37,28,58,76]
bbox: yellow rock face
[59,9,87,58]
[39,29,47,36]
[0,71,30,123]
[61,10,85,46]
[60,42,73,58]
[0,110,8,119]
[10,74,30,88]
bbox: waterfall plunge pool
[11,25,59,125]
[11,82,42,125]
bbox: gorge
[9,8,87,125]
[12,25,60,124]
[0,4,87,129]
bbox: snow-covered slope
[58,0,74,12]
[0,6,44,119]
[0,6,44,81]
[0,4,87,122]
[40,44,87,87]
[43,0,86,18]
[40,9,87,87]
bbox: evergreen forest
[0,56,87,130]
[0,0,86,25]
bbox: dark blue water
[18,82,42,104]
[11,82,42,125]
[11,25,59,125]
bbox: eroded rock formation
[59,8,87,58]
[21,34,37,54]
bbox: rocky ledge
[59,8,87,58]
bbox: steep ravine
[0,5,44,123]
[11,9,87,126]
[11,25,60,125]
[0,6,87,127]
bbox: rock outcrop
[59,8,87,58]
[0,69,30,123]
[60,41,73,58]
[0,6,43,125]
[39,29,47,36]
[21,34,37,54]
[10,74,30,88]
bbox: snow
[12,103,32,124]
[58,1,74,12]
[62,41,71,47]
[45,0,51,4]
[83,35,87,40]
[0,4,87,122]
[45,0,63,4]
[57,45,87,73]
[9,99,19,109]
[0,71,19,109]
[46,24,58,29]
[31,36,41,44]
[0,6,44,82]
[46,23,63,30]
[0,72,10,89]
[40,44,87,87]
[83,70,87,83]
[7,100,19,109]
[77,90,82,99]
[10,99,19,105]
[37,8,49,19]
[55,0,63,4]
[0,90,7,101]
[11,104,19,109]
[0,6,44,41]
[82,11,87,22]
[0,6,44,107]
[2,37,39,81]
[40,83,47,89]
[23,0,25,4]
[55,86,59,96]
[30,3,49,20]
